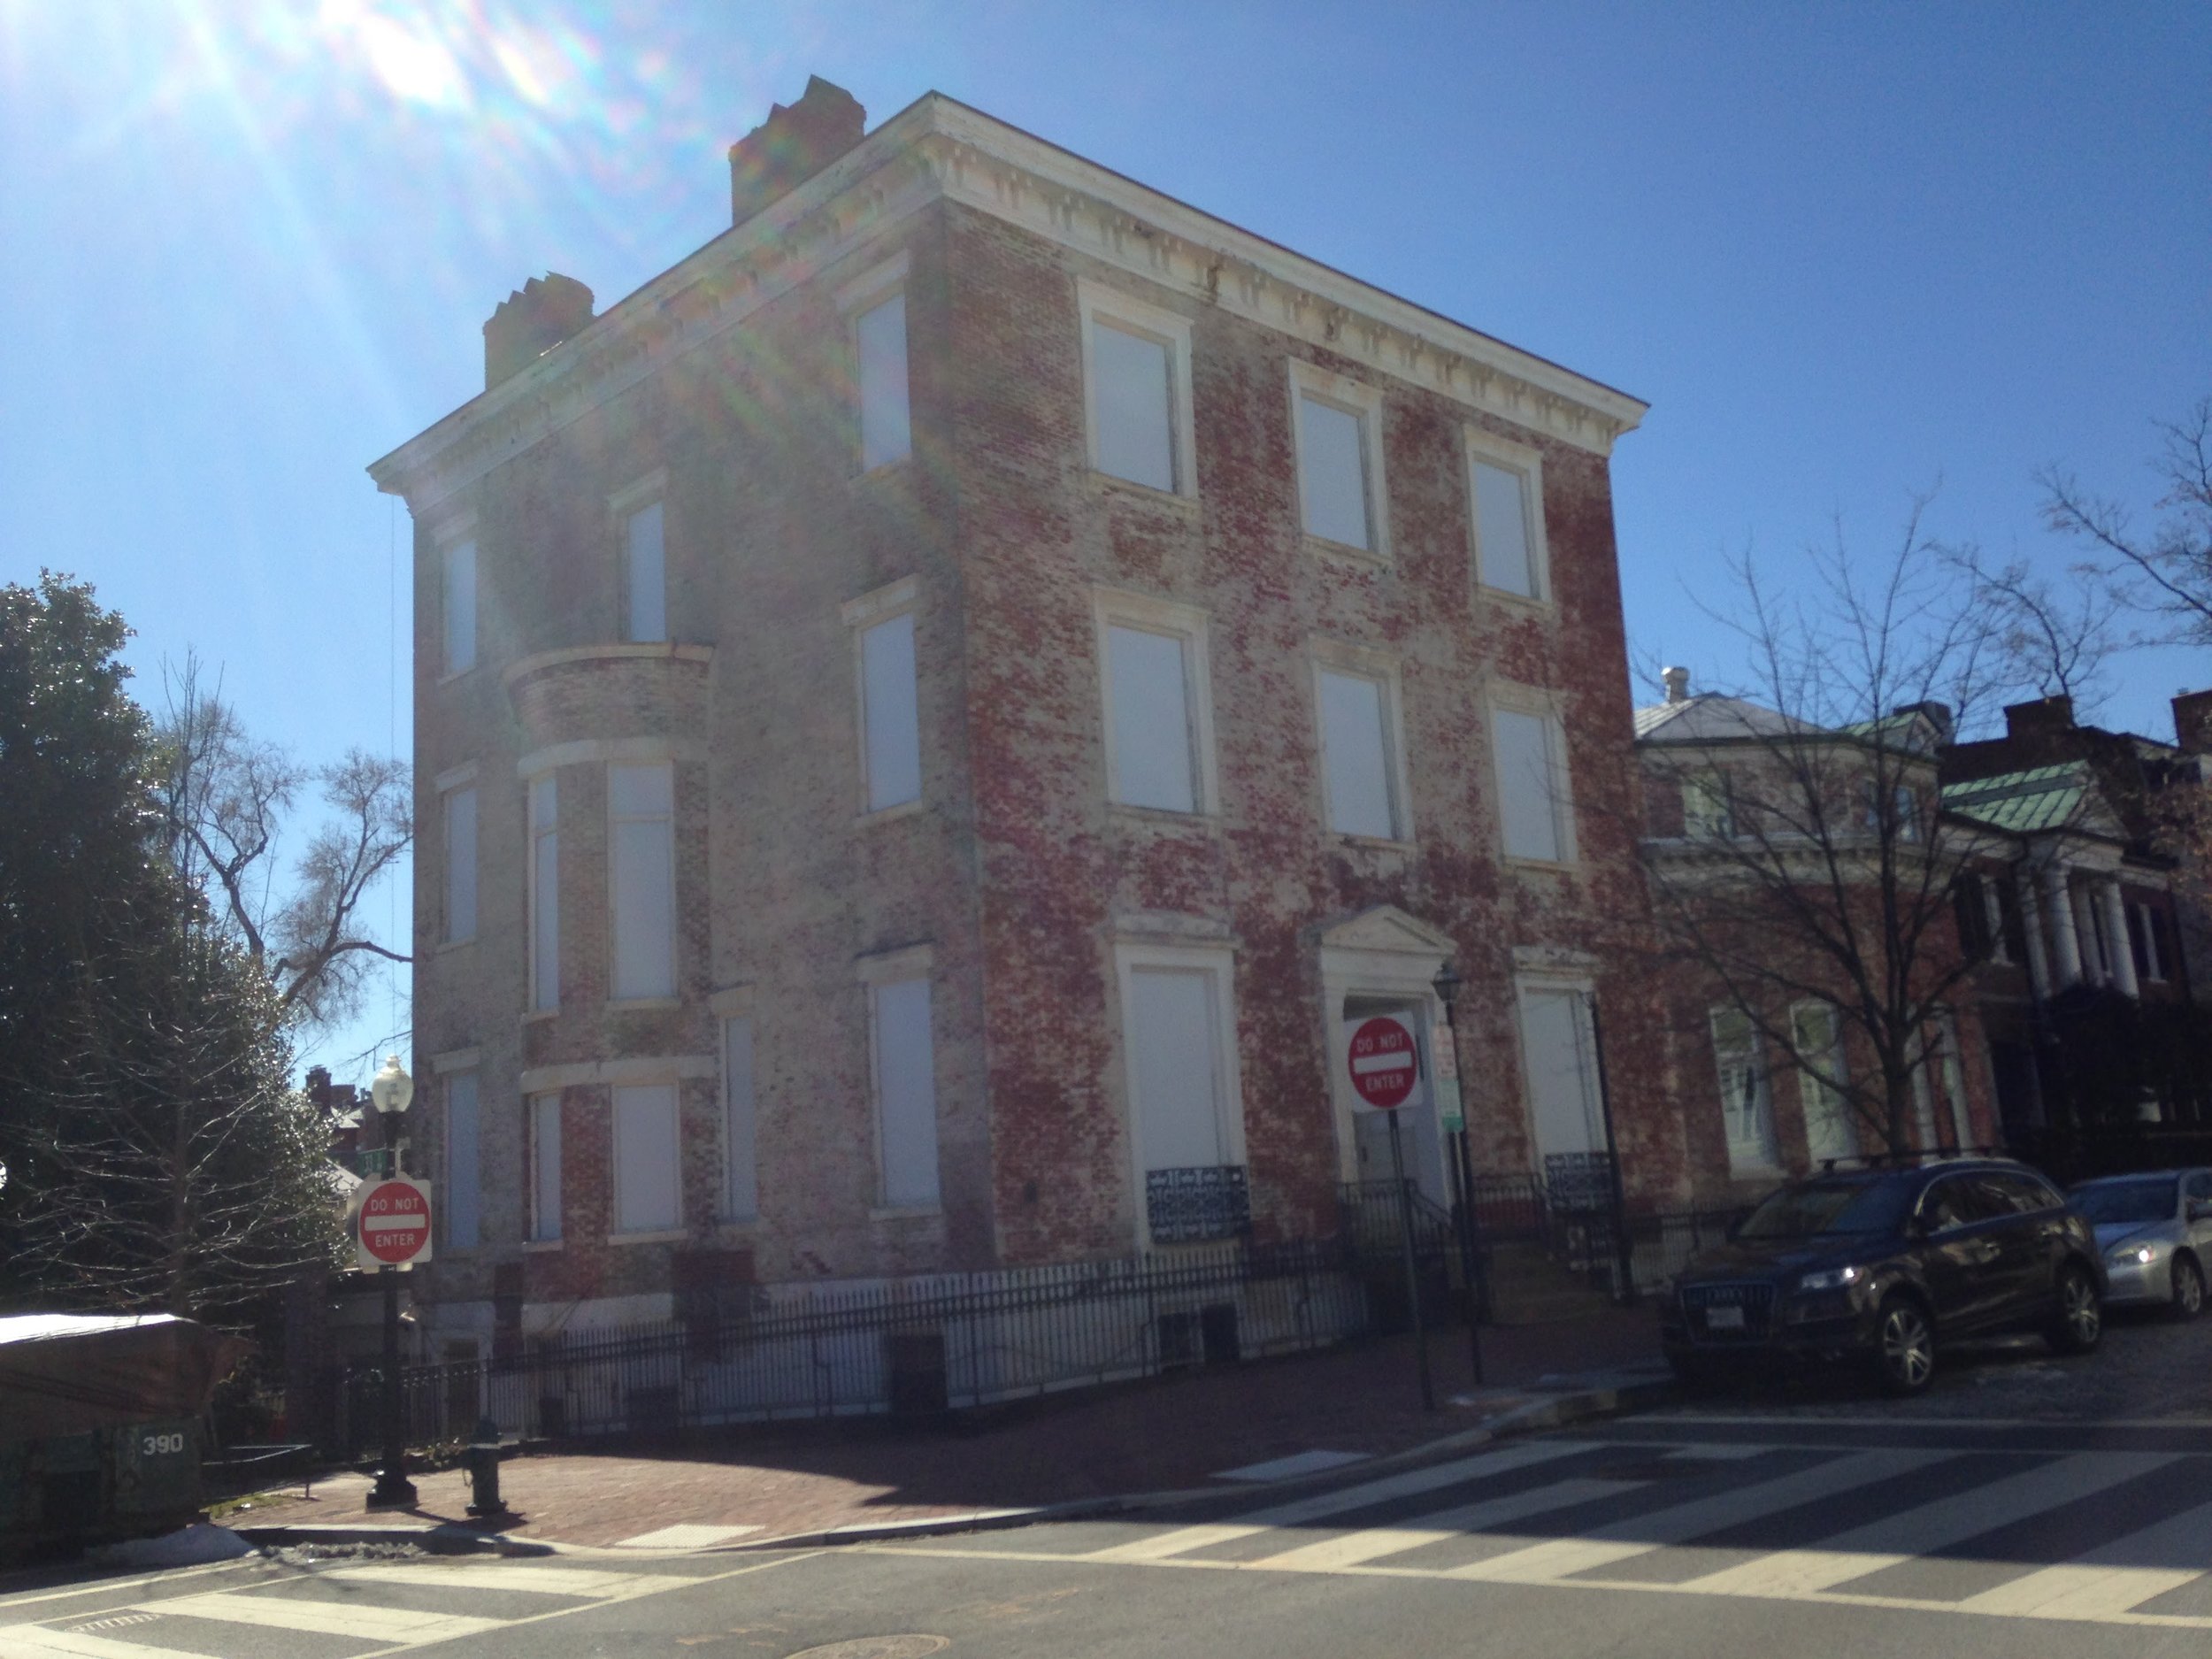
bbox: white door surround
[1318,905,1458,1206]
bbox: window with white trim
[1789,1002,1856,1164]
[1682,772,1734,841]
[611,1082,680,1233]
[527,1093,562,1242]
[444,1071,480,1249]
[1315,664,1403,841]
[2129,901,2170,984]
[722,1015,757,1223]
[856,290,911,471]
[1493,704,1573,863]
[609,762,676,1001]
[1078,281,1194,495]
[871,976,941,1209]
[1096,592,1214,816]
[1291,364,1385,556]
[442,538,477,675]
[442,783,477,944]
[859,610,921,811]
[527,774,559,1011]
[624,501,666,643]
[1116,942,1244,1246]
[1712,1008,1778,1172]
[1467,436,1547,600]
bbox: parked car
[1662,1157,2106,1397]
[2070,1169,2212,1318]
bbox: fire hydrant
[465,1417,512,1519]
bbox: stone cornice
[369,94,1647,511]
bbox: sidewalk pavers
[234,1307,1664,1552]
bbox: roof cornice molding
[370,93,1646,510]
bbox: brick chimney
[728,75,866,227]
[2174,689,2212,754]
[483,273,595,390]
[2003,695,2076,740]
[1893,701,1955,744]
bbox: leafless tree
[1640,504,2011,1154]
[157,656,411,1028]
[1941,543,2118,715]
[2040,396,2212,649]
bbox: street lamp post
[1431,962,1485,1386]
[366,1054,419,1510]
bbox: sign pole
[1387,1110,1436,1412]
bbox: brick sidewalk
[233,1309,1660,1549]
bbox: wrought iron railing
[1145,1164,1251,1243]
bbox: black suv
[1662,1158,2106,1396]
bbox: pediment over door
[1319,904,1456,958]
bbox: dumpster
[0,1313,250,1553]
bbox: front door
[1348,1000,1448,1210]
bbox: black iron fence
[328,1237,1366,1454]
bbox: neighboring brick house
[1941,693,2212,1157]
[1634,672,2000,1203]
[369,78,1678,1349]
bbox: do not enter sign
[1348,1014,1419,1111]
[357,1176,434,1269]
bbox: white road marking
[130,1589,503,1642]
[1952,1494,2212,1619]
[0,1624,215,1659]
[1252,1478,1640,1571]
[612,1524,761,1548]
[325,1563,642,1597]
[1212,1449,1369,1483]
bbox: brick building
[369,80,1678,1351]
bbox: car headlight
[2106,1244,2156,1266]
[1796,1265,1862,1293]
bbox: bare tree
[2040,396,2212,648]
[157,656,411,1028]
[1941,543,2118,714]
[1640,505,2009,1154]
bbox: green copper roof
[1941,764,2088,834]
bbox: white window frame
[2131,900,2170,984]
[1464,428,1549,603]
[437,764,478,946]
[1711,1006,1780,1175]
[841,251,912,474]
[1488,687,1578,865]
[607,760,678,1003]
[860,946,941,1214]
[439,532,478,679]
[609,1080,683,1240]
[526,1092,562,1245]
[1093,588,1219,818]
[610,470,669,645]
[1112,941,1246,1247]
[1789,1000,1858,1164]
[1310,639,1412,844]
[1287,359,1389,561]
[526,772,559,1013]
[442,1067,481,1251]
[843,577,923,818]
[1077,278,1197,499]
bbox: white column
[2071,885,2106,985]
[2101,878,2140,997]
[2043,863,2083,987]
[2015,866,2053,999]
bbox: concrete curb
[733,1369,1678,1553]
[230,1523,557,1556]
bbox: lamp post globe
[365,1054,419,1510]
[371,1054,414,1116]
[1431,959,1463,1018]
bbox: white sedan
[2070,1169,2212,1317]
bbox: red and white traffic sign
[357,1176,434,1269]
[1348,1014,1419,1111]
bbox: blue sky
[3,2,2206,1087]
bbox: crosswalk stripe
[325,1563,644,1598]
[1450,1444,1946,1584]
[1087,1438,1599,1563]
[1952,1494,2212,1619]
[130,1589,504,1642]
[1684,1451,2178,1599]
[0,1625,213,1659]
[1252,1479,1644,1571]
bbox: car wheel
[2047,1263,2103,1355]
[2172,1255,2205,1321]
[1874,1294,1936,1397]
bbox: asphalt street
[9,1403,2212,1659]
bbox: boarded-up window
[1126,967,1226,1171]
[528,775,558,1011]
[1297,394,1370,549]
[861,611,921,811]
[609,763,675,1000]
[1494,708,1566,862]
[1092,319,1175,491]
[723,1016,757,1223]
[442,785,476,944]
[442,539,476,675]
[857,292,911,470]
[1519,989,1601,1159]
[528,1094,562,1243]
[445,1071,480,1249]
[1317,669,1397,839]
[1106,625,1197,812]
[872,978,940,1208]
[612,1082,680,1233]
[1472,460,1536,597]
[625,502,666,643]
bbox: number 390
[140,1432,186,1455]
